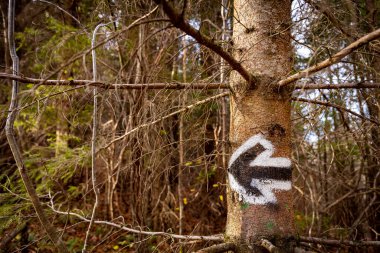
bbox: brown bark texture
[226,0,294,251]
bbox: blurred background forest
[0,0,379,252]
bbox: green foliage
[0,178,31,234]
[25,145,90,194]
[116,234,136,249]
[266,220,275,231]
[16,15,90,75]
[187,92,219,120]
[67,238,83,252]
[240,202,249,210]
[0,197,19,231]
[295,212,312,232]
[196,164,217,182]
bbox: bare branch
[82,22,105,253]
[0,222,27,250]
[279,28,380,87]
[295,82,380,89]
[292,97,380,125]
[48,205,224,241]
[154,0,254,84]
[305,0,352,38]
[306,0,380,55]
[195,243,236,253]
[34,0,82,28]
[294,247,318,253]
[3,73,380,90]
[30,7,161,89]
[299,236,380,247]
[99,92,230,151]
[0,73,229,89]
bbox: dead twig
[99,91,230,151]
[2,73,380,90]
[299,236,380,247]
[294,247,318,253]
[48,204,224,241]
[0,222,27,250]
[294,82,380,89]
[292,97,380,125]
[0,73,229,89]
[195,242,236,253]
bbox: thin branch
[299,236,380,247]
[154,0,254,84]
[0,73,229,89]
[279,28,380,87]
[34,0,82,28]
[294,82,380,89]
[0,222,27,250]
[3,73,380,90]
[18,85,85,111]
[48,205,224,241]
[82,22,105,253]
[292,97,380,125]
[31,7,161,90]
[306,0,380,54]
[305,0,352,39]
[4,0,68,252]
[195,242,236,253]
[99,91,230,151]
[294,247,318,253]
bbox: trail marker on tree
[228,134,292,205]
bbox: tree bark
[226,0,294,252]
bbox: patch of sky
[183,19,200,42]
[292,0,313,59]
[189,19,200,30]
[305,131,319,144]
[104,29,117,51]
[177,19,201,60]
[92,12,121,51]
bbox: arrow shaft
[228,134,292,205]
[249,166,291,181]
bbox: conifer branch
[4,0,68,252]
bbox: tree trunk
[226,0,295,251]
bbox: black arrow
[228,143,292,197]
